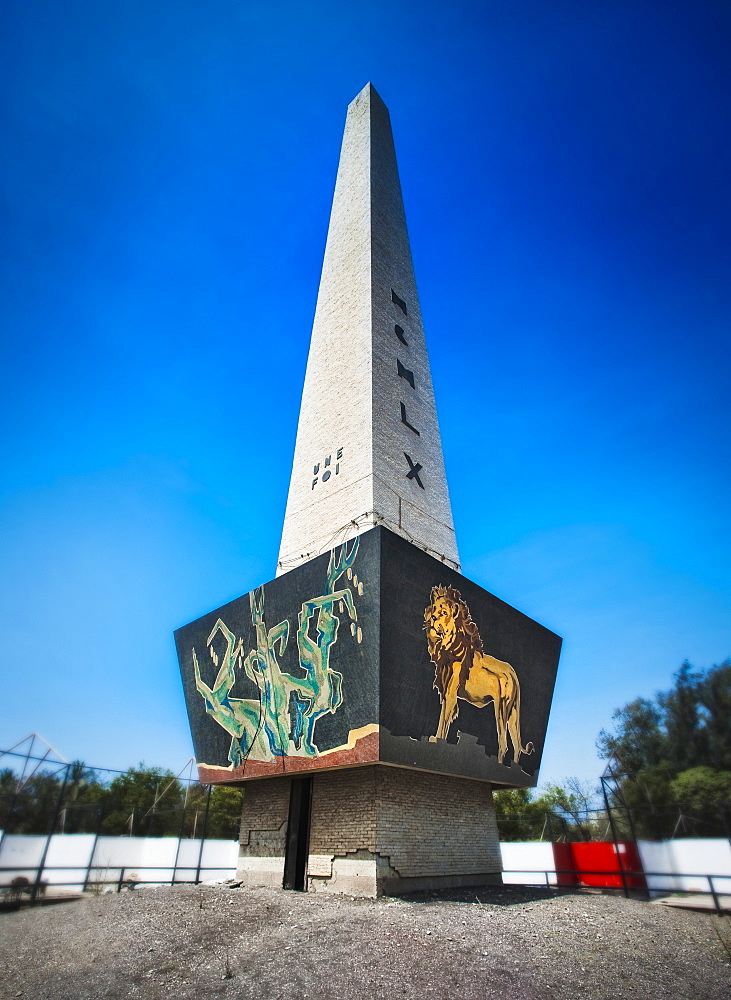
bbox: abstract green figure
[192,538,361,766]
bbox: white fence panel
[139,837,183,885]
[0,834,48,884]
[44,834,97,891]
[638,838,731,895]
[500,842,556,884]
[1,834,239,892]
[174,838,205,882]
[198,839,239,882]
[171,838,238,882]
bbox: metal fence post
[708,875,722,915]
[170,792,189,886]
[32,763,70,902]
[83,805,105,892]
[194,784,212,884]
[602,776,630,899]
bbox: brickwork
[376,768,502,878]
[236,766,502,895]
[239,777,290,853]
[303,765,501,894]
[308,767,377,855]
[368,89,457,568]
[277,83,459,575]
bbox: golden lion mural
[424,585,534,763]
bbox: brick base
[237,765,502,897]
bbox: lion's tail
[511,681,535,758]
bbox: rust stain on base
[197,727,380,784]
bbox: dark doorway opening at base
[283,776,312,891]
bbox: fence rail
[3,857,729,915]
[500,868,731,914]
[0,861,237,900]
[0,828,239,903]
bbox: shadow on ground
[396,885,642,907]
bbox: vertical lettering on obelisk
[397,359,415,389]
[391,289,407,315]
[400,402,420,435]
[311,448,344,489]
[404,453,424,489]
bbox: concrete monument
[175,83,561,896]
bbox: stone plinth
[237,767,502,897]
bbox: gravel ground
[0,884,729,1000]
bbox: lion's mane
[424,585,483,700]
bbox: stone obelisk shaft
[277,83,459,575]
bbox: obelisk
[277,83,459,576]
[175,83,561,899]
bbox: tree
[206,786,244,839]
[597,659,731,838]
[493,787,547,840]
[700,662,731,771]
[0,769,68,834]
[606,767,677,840]
[0,760,243,841]
[0,767,18,828]
[596,697,666,774]
[597,660,731,774]
[174,783,243,840]
[659,662,708,770]
[494,779,601,842]
[540,778,598,841]
[670,767,731,830]
[58,761,105,833]
[100,764,184,836]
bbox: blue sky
[1,0,729,789]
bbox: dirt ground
[0,884,729,1000]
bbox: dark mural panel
[175,527,561,787]
[379,530,561,787]
[175,532,381,782]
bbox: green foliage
[658,662,709,770]
[57,761,106,833]
[596,697,665,775]
[493,787,547,840]
[0,768,68,834]
[494,778,602,842]
[670,767,731,815]
[608,765,731,839]
[0,760,243,841]
[597,660,731,774]
[540,778,599,841]
[100,764,184,836]
[175,784,243,840]
[206,786,244,839]
[702,662,731,770]
[609,767,677,840]
[598,659,731,837]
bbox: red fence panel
[569,841,645,889]
[551,842,579,885]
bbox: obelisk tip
[350,81,387,110]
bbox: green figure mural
[192,539,361,766]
